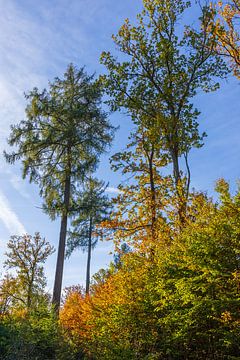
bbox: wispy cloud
[106,186,122,194]
[9,174,30,199]
[0,191,26,235]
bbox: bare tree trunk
[171,147,180,187]
[52,172,71,314]
[171,147,188,224]
[143,144,157,259]
[86,216,92,295]
[148,150,156,242]
[27,287,32,310]
[27,275,34,310]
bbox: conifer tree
[66,177,111,294]
[4,64,115,312]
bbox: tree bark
[171,147,180,187]
[27,287,32,310]
[86,216,92,295]
[52,172,71,314]
[148,149,156,242]
[171,147,187,224]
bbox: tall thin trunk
[171,147,180,187]
[144,145,157,259]
[27,271,34,310]
[171,147,187,224]
[27,287,32,310]
[184,151,191,200]
[86,216,92,295]
[148,150,156,242]
[52,172,71,314]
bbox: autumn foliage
[210,0,240,78]
[1,0,240,359]
[59,182,240,359]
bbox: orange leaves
[59,252,159,358]
[101,172,175,255]
[59,182,240,358]
[60,289,93,345]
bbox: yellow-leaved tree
[210,0,240,78]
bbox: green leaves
[67,183,240,359]
[66,178,112,258]
[5,64,115,219]
[2,233,54,311]
[4,63,115,311]
[100,0,228,203]
[151,184,240,357]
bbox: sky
[0,0,239,293]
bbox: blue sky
[0,0,239,293]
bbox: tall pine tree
[4,64,115,312]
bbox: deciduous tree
[1,233,54,311]
[61,181,240,359]
[209,0,240,78]
[100,0,227,220]
[103,125,173,255]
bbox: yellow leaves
[117,19,131,42]
[60,183,240,357]
[12,308,28,319]
[101,162,176,255]
[215,178,230,195]
[210,0,240,78]
[221,311,232,323]
[232,270,240,290]
[219,308,240,331]
[61,252,152,349]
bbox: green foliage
[106,124,174,251]
[4,63,115,310]
[0,305,76,360]
[100,0,228,199]
[62,182,240,359]
[66,177,112,293]
[5,64,114,219]
[151,181,240,358]
[1,233,54,311]
[0,236,78,359]
[66,177,111,257]
[1,2,239,359]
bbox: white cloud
[0,191,26,235]
[106,186,122,194]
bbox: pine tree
[66,177,112,294]
[4,64,115,312]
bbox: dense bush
[0,305,78,360]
